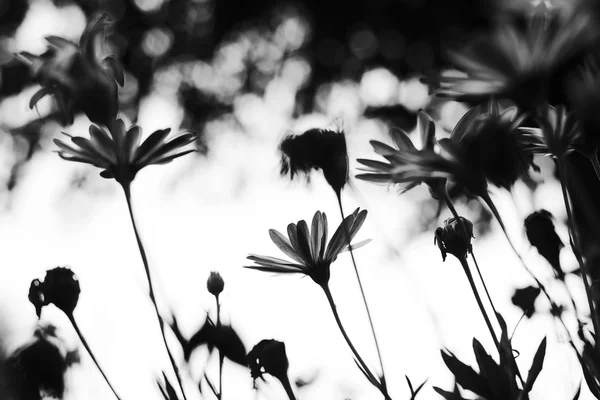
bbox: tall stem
[556,160,600,340]
[68,315,123,400]
[336,194,388,392]
[457,257,500,353]
[588,152,600,183]
[121,183,188,400]
[321,284,388,399]
[216,295,223,400]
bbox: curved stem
[588,153,600,183]
[457,257,500,353]
[336,195,388,393]
[279,374,298,400]
[68,315,123,400]
[321,284,388,398]
[121,184,188,400]
[556,160,600,340]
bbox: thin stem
[279,375,298,400]
[557,160,600,340]
[470,250,499,319]
[588,152,600,183]
[216,295,223,400]
[121,184,188,400]
[321,284,388,399]
[336,194,388,393]
[68,315,123,400]
[457,257,500,353]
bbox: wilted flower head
[443,99,541,190]
[54,118,197,185]
[207,271,224,297]
[247,339,290,384]
[280,121,348,196]
[434,217,474,261]
[246,209,370,288]
[29,267,81,318]
[523,105,583,159]
[15,13,124,126]
[525,210,565,279]
[511,285,542,318]
[356,110,446,198]
[436,10,598,110]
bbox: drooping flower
[15,13,124,126]
[435,10,599,111]
[356,110,446,198]
[29,267,81,318]
[245,209,370,288]
[525,210,565,279]
[442,99,542,190]
[53,118,197,186]
[280,121,348,196]
[206,271,224,297]
[434,217,474,261]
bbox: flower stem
[588,152,600,183]
[121,183,188,400]
[556,159,600,341]
[216,295,223,400]
[336,195,389,395]
[68,314,123,400]
[321,284,388,399]
[457,257,500,353]
[279,374,298,400]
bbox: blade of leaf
[523,337,547,393]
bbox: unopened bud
[524,210,564,279]
[247,339,289,384]
[434,217,474,261]
[30,267,80,318]
[207,271,224,297]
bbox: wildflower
[436,10,598,110]
[525,210,565,279]
[29,267,80,318]
[511,286,542,318]
[245,209,370,288]
[522,105,582,159]
[207,272,224,297]
[280,122,348,196]
[15,13,124,126]
[444,99,541,190]
[434,217,474,261]
[53,118,196,186]
[356,110,446,198]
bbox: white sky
[0,1,594,399]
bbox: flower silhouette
[434,217,474,261]
[246,209,370,287]
[29,267,80,318]
[522,105,583,159]
[54,118,196,185]
[15,13,124,126]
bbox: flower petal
[325,213,355,262]
[320,212,328,259]
[132,128,171,165]
[389,127,416,152]
[124,126,141,163]
[89,125,117,163]
[148,149,197,166]
[296,220,314,265]
[340,238,372,253]
[71,136,113,167]
[310,211,324,261]
[269,229,305,264]
[29,87,52,109]
[141,133,197,166]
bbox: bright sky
[0,1,593,399]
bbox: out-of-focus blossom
[54,118,197,186]
[434,217,474,261]
[29,267,81,318]
[525,210,565,279]
[436,10,599,111]
[247,339,297,399]
[15,13,124,126]
[206,271,224,297]
[566,59,600,154]
[522,105,583,158]
[356,110,446,198]
[280,122,348,196]
[245,209,370,288]
[511,286,542,318]
[442,99,541,190]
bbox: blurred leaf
[406,375,427,400]
[441,350,495,399]
[572,382,582,400]
[511,286,540,318]
[433,387,468,400]
[523,337,547,393]
[157,372,180,400]
[472,338,510,399]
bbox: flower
[566,58,600,154]
[525,210,565,279]
[54,118,197,185]
[280,122,348,196]
[29,267,81,318]
[207,271,224,297]
[442,99,541,190]
[15,13,124,126]
[434,217,474,261]
[245,209,370,287]
[356,110,446,198]
[521,105,583,159]
[511,286,542,318]
[435,10,598,110]
[247,339,290,384]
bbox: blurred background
[0,0,595,398]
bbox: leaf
[523,337,547,393]
[572,382,582,400]
[433,387,468,400]
[157,372,180,400]
[29,87,51,109]
[406,375,427,400]
[203,373,219,398]
[441,350,495,399]
[472,338,509,399]
[353,358,378,386]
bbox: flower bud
[511,285,541,318]
[29,267,81,318]
[434,217,474,261]
[207,271,224,297]
[247,339,290,384]
[524,210,564,279]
